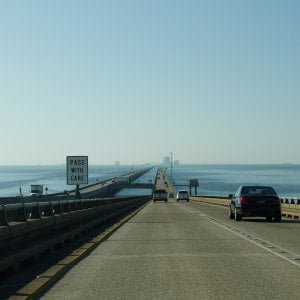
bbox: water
[0,165,149,197]
[167,164,300,197]
[0,164,300,198]
[117,166,158,196]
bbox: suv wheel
[266,216,273,222]
[229,206,234,219]
[274,214,282,223]
[234,207,242,221]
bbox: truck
[30,185,44,196]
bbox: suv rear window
[241,187,276,195]
[154,189,167,194]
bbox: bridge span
[1,169,299,299]
[33,200,300,299]
[51,166,154,199]
[0,167,154,206]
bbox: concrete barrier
[191,196,300,219]
[281,203,300,219]
[191,197,230,207]
[283,198,300,205]
[0,196,150,274]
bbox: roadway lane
[189,199,300,255]
[41,199,300,300]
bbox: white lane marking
[177,203,300,268]
[209,219,300,268]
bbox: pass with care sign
[66,156,88,185]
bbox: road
[39,197,300,300]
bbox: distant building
[163,156,170,165]
[174,160,179,166]
[115,161,120,166]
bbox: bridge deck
[40,197,300,299]
[3,168,299,298]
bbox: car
[229,185,282,222]
[153,189,168,202]
[176,190,189,201]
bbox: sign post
[66,156,88,199]
[189,179,199,195]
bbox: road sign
[189,179,199,187]
[66,156,88,185]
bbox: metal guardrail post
[70,200,76,211]
[43,202,54,217]
[53,201,62,214]
[31,202,42,219]
[62,201,70,213]
[0,205,8,226]
[16,203,27,222]
[76,200,82,210]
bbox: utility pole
[170,152,173,184]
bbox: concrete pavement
[40,199,300,300]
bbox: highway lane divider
[191,196,300,219]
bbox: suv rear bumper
[240,206,281,217]
[153,197,168,201]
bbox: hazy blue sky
[0,1,299,165]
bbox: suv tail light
[240,196,247,204]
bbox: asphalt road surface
[41,198,300,300]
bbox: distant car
[229,185,281,222]
[176,190,189,201]
[153,189,168,202]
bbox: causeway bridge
[57,166,153,199]
[0,167,153,205]
[0,168,299,299]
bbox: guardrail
[0,196,151,275]
[280,197,300,205]
[0,198,132,225]
[191,196,300,219]
[191,195,300,204]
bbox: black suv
[229,185,281,222]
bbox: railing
[191,195,300,205]
[191,196,300,219]
[0,197,143,226]
[0,196,151,274]
[280,197,300,205]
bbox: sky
[0,0,299,165]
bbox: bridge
[0,168,299,299]
[0,167,154,205]
[58,166,154,199]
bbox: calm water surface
[0,165,144,197]
[169,164,300,197]
[0,164,300,198]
